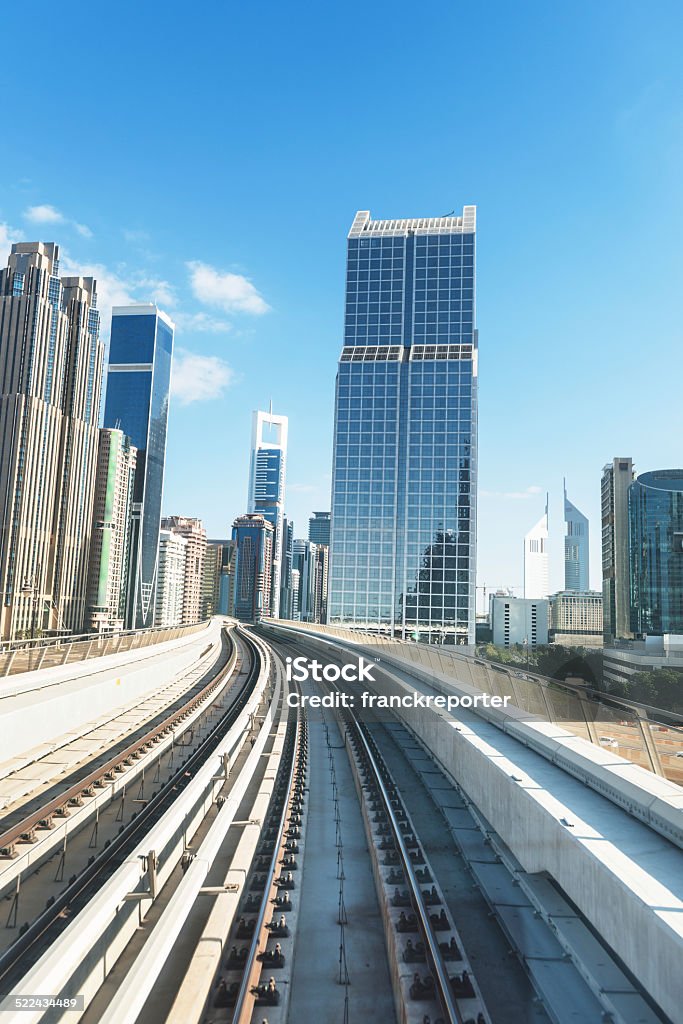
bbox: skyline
[1,1,682,598]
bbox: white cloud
[24,203,92,239]
[0,222,20,264]
[122,228,150,243]
[480,485,544,500]
[137,277,176,309]
[24,204,65,224]
[187,260,269,315]
[173,311,233,334]
[60,255,135,335]
[171,349,235,405]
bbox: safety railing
[0,619,210,678]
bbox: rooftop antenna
[269,397,273,417]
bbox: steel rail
[349,717,464,1024]
[0,628,260,992]
[0,631,235,854]
[231,702,303,1023]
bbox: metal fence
[0,620,210,678]
[265,619,683,783]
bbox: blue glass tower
[329,208,477,644]
[103,305,174,629]
[629,470,683,636]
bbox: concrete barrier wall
[0,620,218,762]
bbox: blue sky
[1,1,682,603]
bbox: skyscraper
[85,428,137,632]
[564,482,589,591]
[155,529,187,627]
[308,511,331,547]
[524,503,549,599]
[161,516,206,624]
[231,513,273,623]
[629,470,683,636]
[292,538,317,622]
[279,517,294,620]
[247,409,288,617]
[0,242,104,639]
[601,457,634,642]
[103,305,174,629]
[329,208,477,643]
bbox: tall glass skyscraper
[247,409,288,617]
[103,305,174,629]
[629,469,683,636]
[329,208,477,643]
[564,482,589,591]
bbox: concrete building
[0,242,104,639]
[161,516,206,624]
[308,511,331,547]
[603,634,683,689]
[103,305,174,630]
[601,458,634,642]
[279,517,294,620]
[524,503,549,599]
[313,542,329,624]
[247,409,287,617]
[155,529,187,627]
[202,539,232,619]
[564,482,589,591]
[549,590,603,647]
[489,594,549,647]
[329,207,478,644]
[231,514,273,623]
[85,429,137,632]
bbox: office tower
[292,538,317,622]
[601,457,634,642]
[489,594,549,647]
[247,409,288,617]
[313,543,329,623]
[161,516,206,624]
[86,429,137,632]
[329,207,477,643]
[524,502,549,599]
[564,481,589,591]
[202,539,229,619]
[279,517,294,620]
[220,539,237,616]
[629,470,683,636]
[231,513,273,622]
[291,568,301,619]
[549,590,603,646]
[155,529,187,626]
[308,511,331,547]
[0,242,104,639]
[103,304,174,629]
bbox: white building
[247,409,288,618]
[549,590,603,647]
[155,529,187,627]
[524,504,549,599]
[490,594,549,647]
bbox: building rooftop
[348,207,476,238]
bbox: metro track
[0,627,261,998]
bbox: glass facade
[103,307,174,629]
[629,470,683,636]
[330,209,477,643]
[564,486,589,591]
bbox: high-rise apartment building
[601,457,634,642]
[313,542,329,623]
[489,594,549,647]
[524,504,549,600]
[161,516,206,624]
[0,242,104,639]
[202,539,228,619]
[629,470,683,637]
[308,511,331,547]
[549,590,603,646]
[85,428,137,632]
[329,208,477,643]
[155,529,187,627]
[231,513,273,623]
[103,305,174,629]
[247,409,287,617]
[564,483,589,591]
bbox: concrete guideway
[262,622,682,1024]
